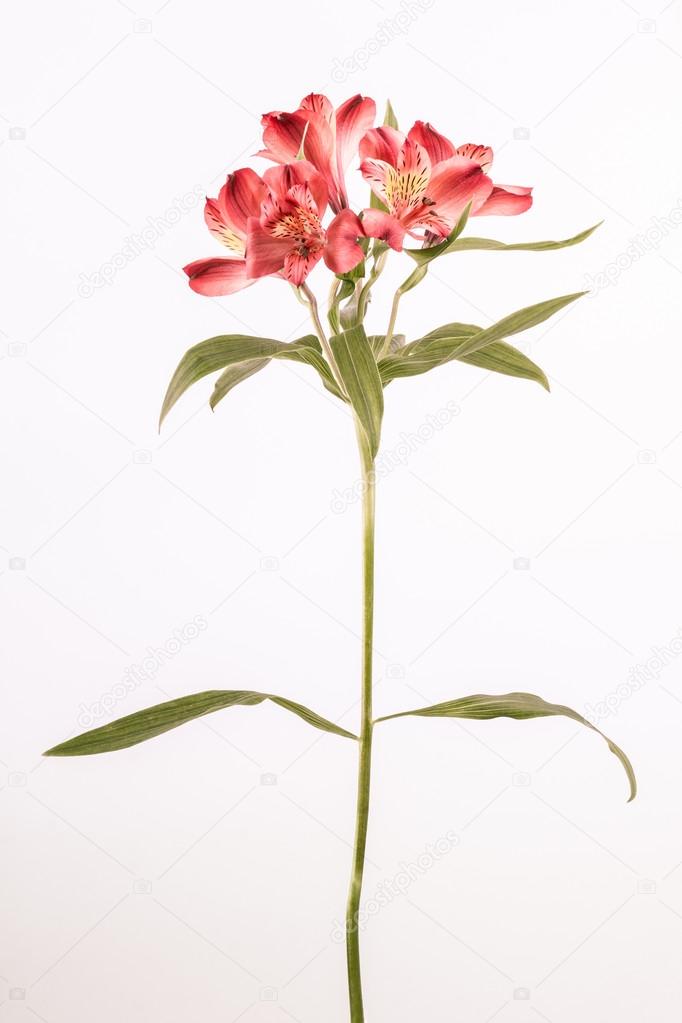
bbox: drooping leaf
[160,334,325,426]
[375,691,636,801]
[404,204,472,266]
[44,690,357,756]
[458,341,549,390]
[436,222,602,257]
[210,359,271,410]
[330,325,384,457]
[379,316,551,390]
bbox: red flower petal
[183,258,251,296]
[407,121,456,165]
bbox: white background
[2,1,682,1020]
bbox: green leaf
[368,333,405,357]
[160,334,325,426]
[458,341,549,390]
[330,325,384,457]
[44,690,358,756]
[383,98,399,130]
[418,292,585,363]
[375,691,636,802]
[210,359,271,410]
[404,204,472,266]
[438,221,602,256]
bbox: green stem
[378,285,403,360]
[345,427,376,1022]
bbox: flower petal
[324,209,366,273]
[183,258,251,296]
[360,157,393,206]
[359,126,404,164]
[360,208,406,251]
[299,93,334,121]
[474,184,533,216]
[407,121,456,165]
[245,219,293,279]
[455,143,494,172]
[220,168,268,237]
[204,197,244,252]
[259,111,308,163]
[427,156,493,219]
[335,94,376,173]
[283,246,324,285]
[263,162,328,217]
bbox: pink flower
[246,162,365,286]
[257,93,376,214]
[184,168,267,296]
[359,121,532,250]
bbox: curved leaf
[210,358,271,410]
[159,333,322,426]
[458,341,549,390]
[379,320,549,390]
[330,325,384,457]
[375,691,635,801]
[443,221,602,255]
[44,690,358,756]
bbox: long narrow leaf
[443,222,602,255]
[44,690,357,756]
[160,333,323,426]
[210,358,271,410]
[330,325,384,457]
[375,691,635,801]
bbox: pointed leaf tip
[376,691,636,802]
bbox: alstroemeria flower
[184,168,267,296]
[359,121,532,251]
[246,162,365,286]
[257,93,376,214]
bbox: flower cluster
[184,92,532,296]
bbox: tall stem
[345,427,376,1022]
